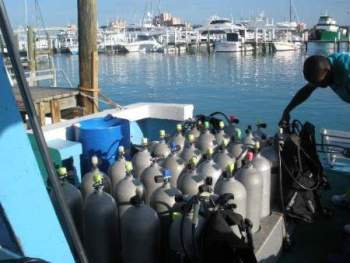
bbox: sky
[4,0,350,28]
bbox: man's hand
[279,111,290,127]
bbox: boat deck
[13,86,79,125]
[278,169,350,263]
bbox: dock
[14,86,80,125]
[306,40,350,52]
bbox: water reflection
[54,50,350,132]
[307,42,350,56]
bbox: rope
[79,91,124,110]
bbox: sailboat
[273,0,303,51]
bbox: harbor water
[54,49,350,133]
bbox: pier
[10,0,99,125]
[14,86,79,125]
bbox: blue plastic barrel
[75,115,130,174]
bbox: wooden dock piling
[78,0,99,114]
[27,26,36,72]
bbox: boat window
[137,35,151,41]
[239,30,245,37]
[227,33,239,42]
[202,30,226,35]
[210,20,230,24]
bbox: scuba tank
[236,152,263,233]
[109,146,127,188]
[177,157,203,197]
[187,120,201,141]
[169,124,186,150]
[253,122,267,144]
[81,155,111,199]
[121,189,160,263]
[152,130,171,159]
[260,136,279,209]
[162,142,185,188]
[251,142,271,218]
[224,115,239,138]
[243,126,256,149]
[227,128,247,169]
[113,161,144,217]
[213,138,235,171]
[52,167,83,238]
[196,121,216,153]
[132,138,152,179]
[215,121,228,146]
[150,169,181,216]
[141,159,163,205]
[150,170,181,263]
[181,134,201,163]
[197,148,222,187]
[214,164,247,218]
[83,172,120,263]
[214,164,247,239]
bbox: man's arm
[280,83,318,123]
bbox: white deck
[39,103,194,142]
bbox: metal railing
[320,128,350,171]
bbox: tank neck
[217,144,225,152]
[126,171,134,178]
[163,181,171,189]
[141,146,149,152]
[231,135,241,144]
[91,166,100,172]
[187,163,196,171]
[176,130,183,136]
[151,159,161,167]
[130,195,143,207]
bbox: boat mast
[289,0,292,22]
[24,0,28,26]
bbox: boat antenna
[157,0,161,15]
[0,1,88,262]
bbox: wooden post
[337,41,340,52]
[27,26,36,72]
[38,102,46,126]
[50,99,61,123]
[305,41,308,53]
[207,31,210,54]
[78,0,98,114]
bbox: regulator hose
[277,133,292,249]
[280,119,322,191]
[209,111,231,123]
[277,136,286,213]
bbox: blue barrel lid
[79,115,128,131]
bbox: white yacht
[273,41,301,51]
[58,25,79,55]
[200,17,236,34]
[121,34,163,53]
[197,16,244,42]
[215,32,253,52]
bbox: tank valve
[57,167,68,180]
